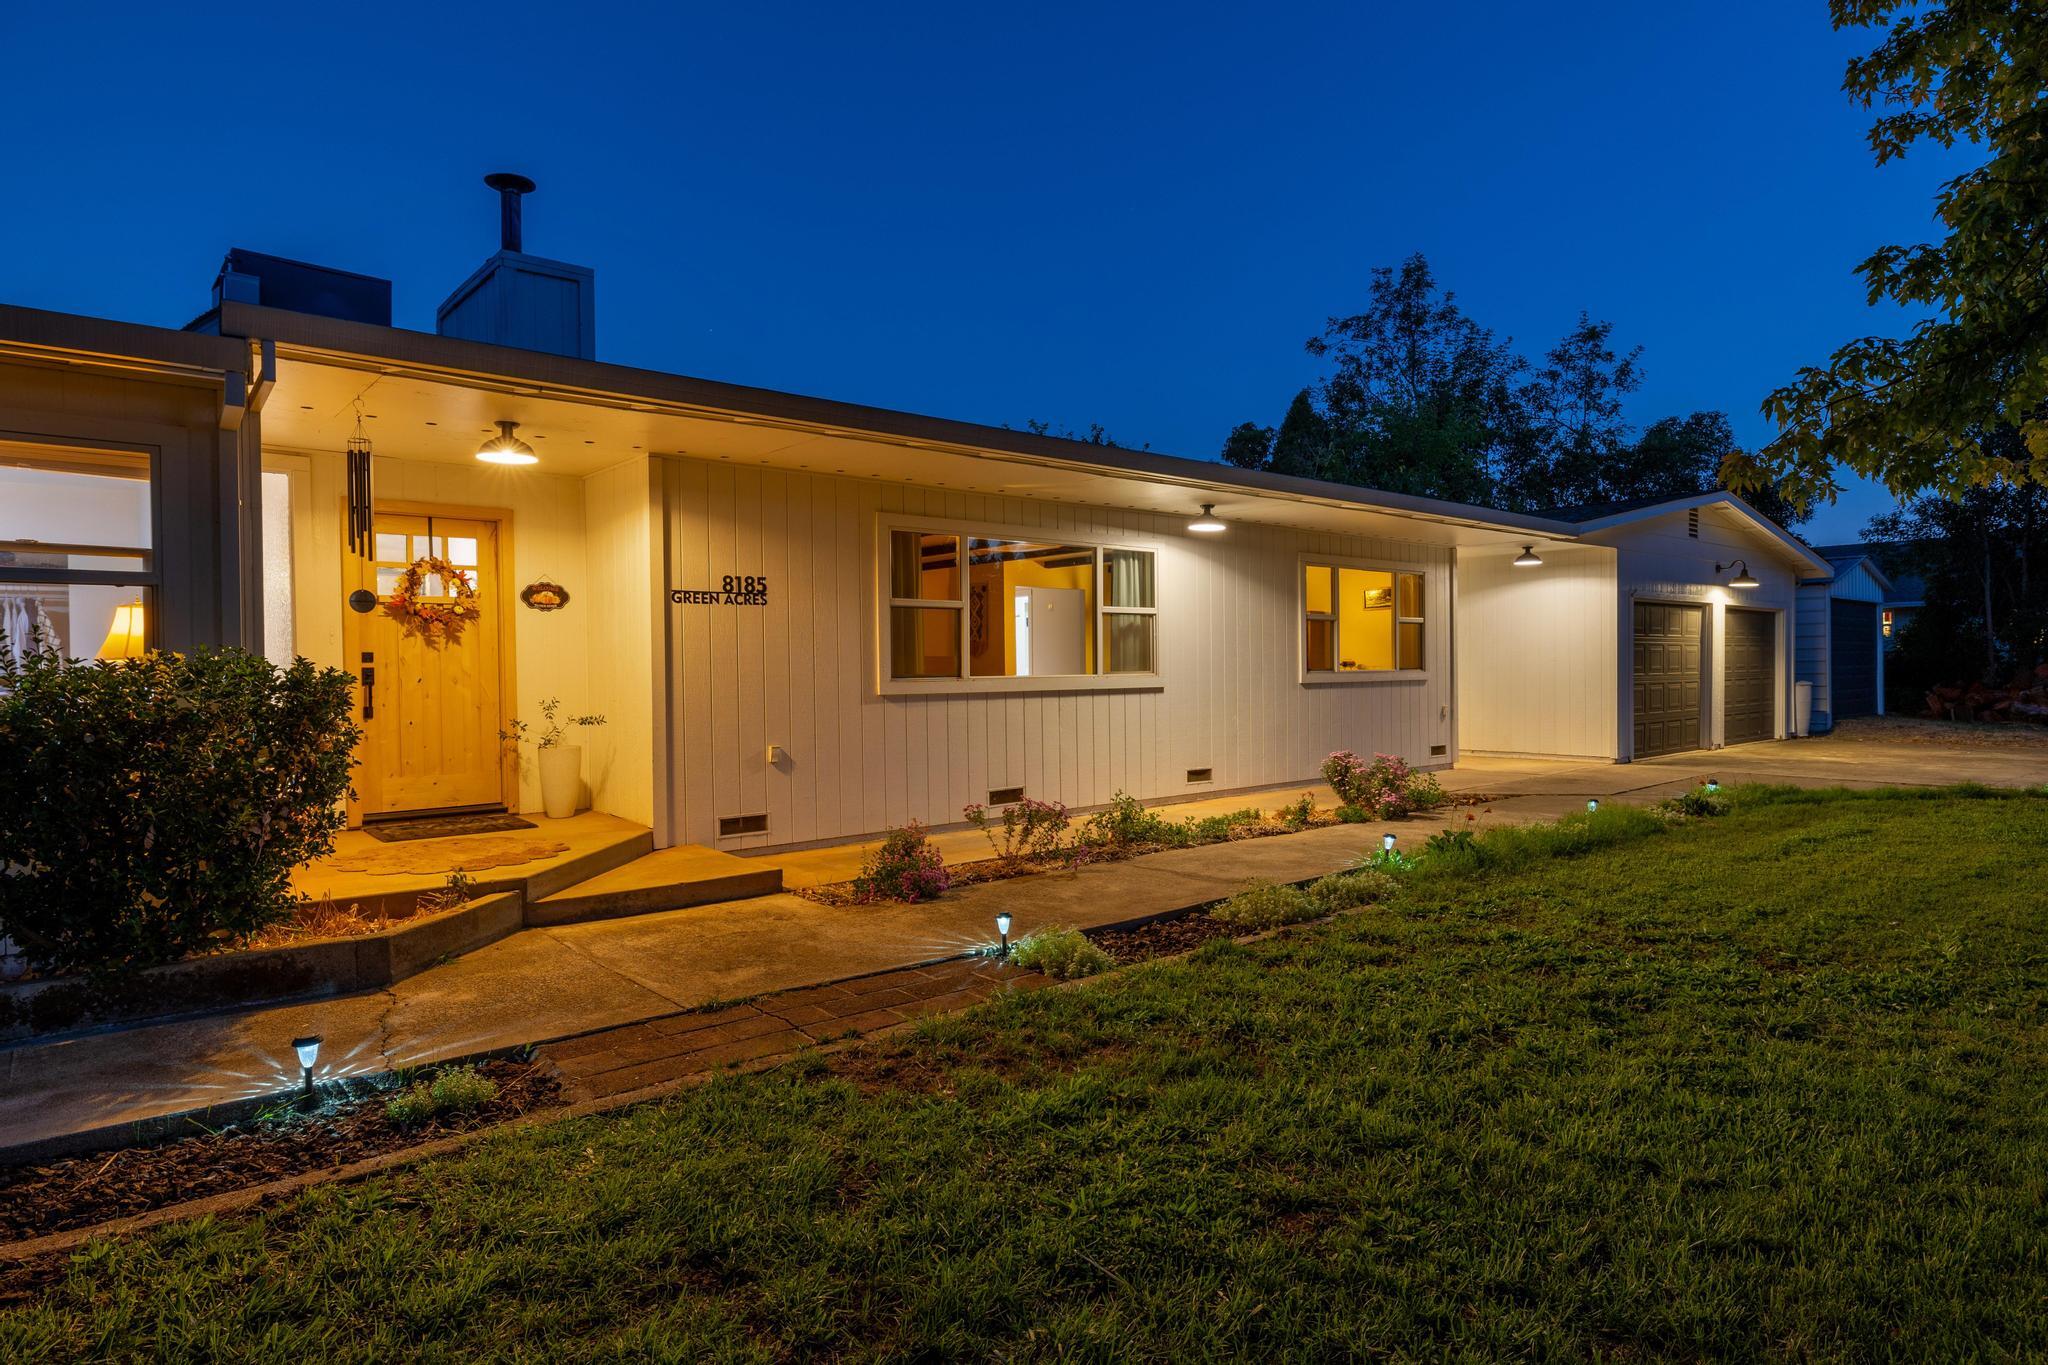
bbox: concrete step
[527,845,784,927]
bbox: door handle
[360,651,376,720]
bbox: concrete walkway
[4,726,2043,1155]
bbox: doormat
[361,813,539,843]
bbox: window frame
[0,434,161,656]
[1296,551,1431,686]
[875,512,1165,696]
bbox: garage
[1829,597,1879,718]
[1724,608,1777,744]
[1632,601,1703,757]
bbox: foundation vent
[1185,767,1214,783]
[1429,744,1447,756]
[718,813,768,837]
[1687,508,1700,538]
[987,785,1025,806]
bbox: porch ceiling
[261,348,1569,549]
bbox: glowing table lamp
[96,600,147,660]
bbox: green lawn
[7,789,2047,1361]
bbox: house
[1814,542,1924,654]
[1794,548,1894,731]
[0,177,1835,855]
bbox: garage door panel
[1633,602,1703,758]
[1830,598,1878,718]
[1725,608,1775,745]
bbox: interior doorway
[343,504,516,822]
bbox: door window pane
[967,538,1095,677]
[374,532,407,562]
[889,606,961,678]
[447,536,479,567]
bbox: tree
[1866,428,2046,689]
[1736,2,2048,509]
[1610,411,1809,529]
[1219,421,1273,470]
[1268,390,1331,479]
[1498,315,1641,513]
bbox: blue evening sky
[1,2,1963,542]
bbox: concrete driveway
[4,719,2043,1157]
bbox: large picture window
[1303,560,1425,677]
[0,442,155,662]
[885,521,1158,688]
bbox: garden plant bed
[1086,909,1240,964]
[799,787,1493,907]
[0,1059,559,1245]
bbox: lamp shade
[1513,545,1542,567]
[476,420,539,465]
[96,600,147,660]
[1187,504,1226,533]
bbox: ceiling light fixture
[475,420,538,465]
[1716,558,1760,589]
[1513,545,1542,567]
[1188,503,1226,533]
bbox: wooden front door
[345,509,511,819]
[1632,601,1703,758]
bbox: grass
[384,1066,500,1127]
[6,788,2047,1360]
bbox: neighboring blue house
[1796,547,1895,731]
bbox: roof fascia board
[225,301,1580,540]
[0,303,248,384]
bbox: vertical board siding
[657,456,1455,849]
[581,458,657,824]
[1455,545,1620,759]
[1795,582,1832,728]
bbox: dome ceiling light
[475,420,538,465]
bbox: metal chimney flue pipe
[483,172,536,253]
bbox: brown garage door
[1633,602,1703,757]
[1725,608,1776,744]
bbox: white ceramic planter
[537,744,583,819]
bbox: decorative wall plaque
[520,579,570,612]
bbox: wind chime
[346,405,374,559]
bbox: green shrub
[1212,882,1318,931]
[1662,785,1733,817]
[0,646,360,975]
[1185,809,1262,844]
[1008,926,1113,980]
[1306,868,1395,912]
[963,797,1070,862]
[851,823,951,903]
[1278,793,1318,831]
[385,1066,500,1126]
[1081,791,1181,849]
[1334,803,1371,823]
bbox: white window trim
[875,512,1165,696]
[1297,551,1430,686]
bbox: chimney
[435,172,596,359]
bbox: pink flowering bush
[851,822,951,903]
[1321,750,1448,819]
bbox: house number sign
[669,575,769,606]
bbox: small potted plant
[501,698,606,818]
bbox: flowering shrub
[851,823,951,903]
[963,797,1070,863]
[1321,750,1448,819]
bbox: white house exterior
[1,209,1843,855]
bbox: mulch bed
[1087,912,1239,965]
[0,1059,559,1245]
